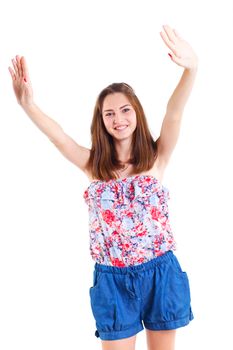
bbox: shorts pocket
[89,272,117,332]
[164,264,191,320]
[89,270,104,292]
[171,254,187,275]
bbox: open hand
[160,25,198,70]
[8,55,34,106]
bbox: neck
[114,139,132,163]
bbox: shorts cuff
[95,322,144,340]
[144,313,194,331]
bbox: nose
[113,112,125,124]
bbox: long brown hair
[86,82,158,181]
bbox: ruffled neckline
[84,174,169,194]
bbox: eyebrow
[103,104,131,113]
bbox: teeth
[115,126,128,130]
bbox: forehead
[102,93,130,111]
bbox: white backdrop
[1,0,233,349]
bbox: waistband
[94,250,175,274]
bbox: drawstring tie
[125,270,141,300]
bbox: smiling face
[102,92,137,141]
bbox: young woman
[9,25,198,350]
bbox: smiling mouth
[114,126,128,131]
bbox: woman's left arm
[157,25,198,164]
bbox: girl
[9,24,198,350]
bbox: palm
[160,25,198,70]
[8,55,33,105]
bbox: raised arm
[156,25,198,165]
[8,55,90,172]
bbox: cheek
[103,119,110,128]
[104,121,114,133]
[130,113,137,126]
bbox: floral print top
[83,174,176,267]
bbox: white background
[1,0,233,349]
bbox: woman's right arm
[8,55,90,173]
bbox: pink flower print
[83,174,176,266]
[102,210,116,226]
[159,216,168,229]
[137,230,147,237]
[111,257,126,267]
[83,190,88,200]
[151,207,162,220]
[154,233,164,246]
[156,250,164,257]
[134,222,147,236]
[136,257,145,264]
[126,211,134,219]
[120,242,130,254]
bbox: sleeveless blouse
[83,174,176,267]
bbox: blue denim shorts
[89,250,194,340]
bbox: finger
[21,56,30,81]
[173,28,182,39]
[11,58,19,77]
[160,30,176,52]
[16,55,23,77]
[162,24,177,44]
[8,66,16,81]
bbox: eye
[105,108,130,117]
